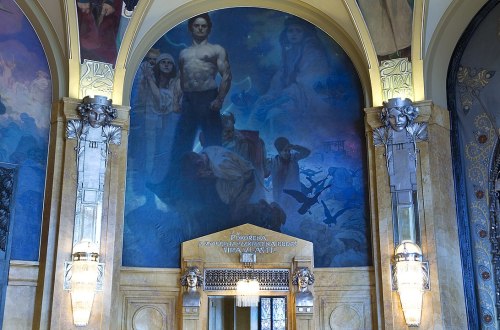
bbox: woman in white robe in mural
[251,16,331,143]
[127,52,179,211]
[144,53,181,185]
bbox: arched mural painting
[0,0,52,260]
[124,7,369,268]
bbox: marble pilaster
[33,97,129,329]
[365,100,467,329]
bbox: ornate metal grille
[0,165,15,253]
[204,268,289,291]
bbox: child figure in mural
[268,136,310,205]
[250,16,331,143]
[77,0,122,64]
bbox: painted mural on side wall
[124,8,370,268]
[0,0,52,260]
[451,3,500,328]
[76,0,122,64]
[76,0,138,65]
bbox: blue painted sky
[125,8,370,268]
[0,0,51,260]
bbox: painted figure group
[128,13,327,235]
[123,10,374,270]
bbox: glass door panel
[260,297,286,330]
[208,296,287,330]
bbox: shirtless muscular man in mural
[151,12,232,204]
[172,12,232,153]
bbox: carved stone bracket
[372,98,428,245]
[66,96,121,251]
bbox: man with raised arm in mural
[171,12,232,155]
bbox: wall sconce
[65,96,119,326]
[70,251,99,326]
[236,253,260,307]
[392,241,430,327]
[64,241,104,327]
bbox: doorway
[208,296,287,330]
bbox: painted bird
[284,184,331,215]
[321,200,354,227]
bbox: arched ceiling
[424,0,488,107]
[132,0,363,53]
[15,0,67,101]
[20,0,492,108]
[115,0,372,106]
